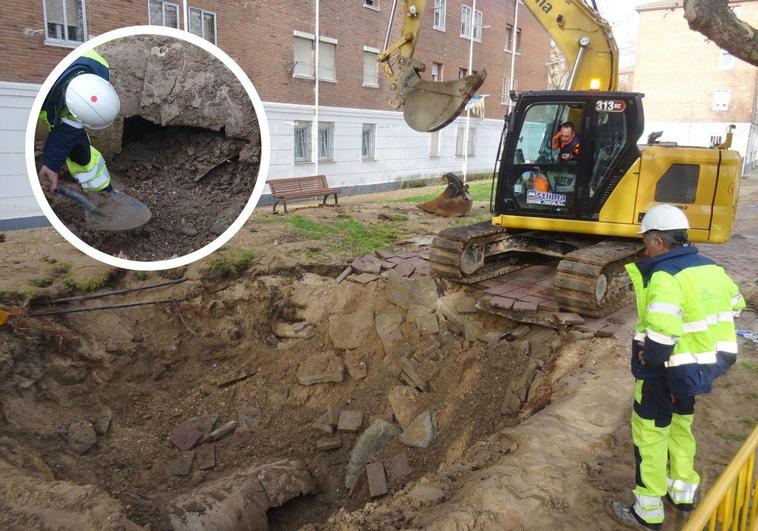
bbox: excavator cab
[495,91,644,221]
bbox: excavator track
[553,241,644,317]
[429,223,522,284]
[429,222,644,318]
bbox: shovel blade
[403,70,487,132]
[85,189,152,231]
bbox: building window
[719,49,735,70]
[294,121,312,163]
[460,5,482,42]
[43,0,86,46]
[500,75,509,105]
[319,41,337,82]
[189,7,216,44]
[293,32,338,81]
[362,124,376,160]
[505,24,521,53]
[431,62,443,81]
[429,130,441,158]
[364,0,379,10]
[319,122,335,161]
[433,0,446,31]
[713,89,730,111]
[148,1,179,28]
[456,126,476,156]
[458,67,468,79]
[363,48,379,88]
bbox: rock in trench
[400,410,436,449]
[345,419,398,489]
[297,352,345,385]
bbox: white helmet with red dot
[65,73,120,129]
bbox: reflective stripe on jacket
[67,146,111,192]
[625,246,745,397]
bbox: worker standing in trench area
[37,48,120,194]
[610,204,746,530]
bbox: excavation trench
[0,268,570,530]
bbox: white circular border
[25,25,270,271]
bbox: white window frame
[500,74,509,105]
[364,0,380,11]
[473,10,483,42]
[148,0,180,28]
[189,7,217,44]
[505,24,522,53]
[362,124,376,160]
[456,126,476,156]
[433,0,446,31]
[431,62,443,82]
[458,67,468,79]
[460,5,482,43]
[460,5,471,39]
[712,89,730,112]
[719,49,735,70]
[43,0,88,48]
[319,122,335,162]
[292,31,338,82]
[294,121,312,163]
[363,46,380,88]
[429,130,441,158]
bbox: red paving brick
[490,296,515,310]
[366,462,388,497]
[513,301,538,312]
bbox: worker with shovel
[37,49,151,232]
[38,49,119,194]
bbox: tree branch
[683,0,758,67]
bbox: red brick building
[1,0,552,226]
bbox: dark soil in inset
[48,118,260,261]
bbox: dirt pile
[41,35,260,261]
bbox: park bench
[268,175,341,214]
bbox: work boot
[609,501,662,530]
[665,492,694,512]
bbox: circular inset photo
[27,26,268,268]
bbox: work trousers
[631,375,699,525]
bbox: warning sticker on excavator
[527,189,566,206]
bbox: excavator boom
[378,0,619,132]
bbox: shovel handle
[56,184,96,214]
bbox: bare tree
[683,0,758,66]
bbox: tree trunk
[683,0,758,67]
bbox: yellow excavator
[378,0,742,317]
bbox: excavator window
[589,110,627,197]
[510,102,584,213]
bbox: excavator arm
[379,0,618,132]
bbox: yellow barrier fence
[682,424,758,531]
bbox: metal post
[462,0,477,184]
[313,0,320,175]
[383,0,399,52]
[508,0,519,113]
[183,0,189,32]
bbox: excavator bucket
[403,70,487,132]
[418,172,473,218]
[56,185,152,231]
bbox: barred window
[319,122,335,161]
[294,121,312,163]
[362,124,376,160]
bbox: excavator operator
[551,121,581,163]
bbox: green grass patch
[134,271,149,281]
[738,361,758,374]
[51,262,73,276]
[717,432,747,444]
[28,277,54,288]
[64,272,111,292]
[390,180,493,204]
[208,250,255,279]
[270,215,405,256]
[741,417,756,427]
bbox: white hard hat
[638,204,690,234]
[65,73,120,129]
